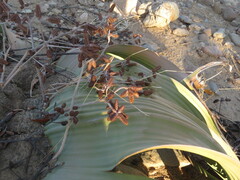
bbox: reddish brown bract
[107,99,128,125]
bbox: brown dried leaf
[47,17,61,24]
[0,58,10,65]
[17,24,29,35]
[108,4,116,13]
[10,14,21,24]
[18,0,24,9]
[0,2,10,12]
[35,4,42,19]
[46,49,53,58]
[0,65,3,73]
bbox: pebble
[79,12,89,23]
[213,1,222,14]
[234,78,240,85]
[237,28,240,35]
[173,28,189,36]
[143,2,179,28]
[198,33,209,42]
[224,41,234,48]
[97,2,105,7]
[197,0,214,7]
[213,28,226,39]
[202,45,223,58]
[189,23,204,33]
[231,17,240,27]
[222,7,238,21]
[179,15,192,24]
[51,8,62,15]
[229,33,240,46]
[203,28,212,37]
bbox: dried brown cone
[107,99,129,125]
[120,87,143,104]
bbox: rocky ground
[0,0,239,179]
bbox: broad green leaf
[45,84,240,180]
[45,45,240,180]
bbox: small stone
[191,15,203,23]
[231,16,240,27]
[229,33,240,46]
[98,2,105,7]
[213,28,226,39]
[179,15,192,24]
[203,28,212,37]
[197,0,214,7]
[189,23,204,33]
[202,46,223,57]
[222,7,238,21]
[41,4,50,13]
[224,41,234,48]
[237,28,240,35]
[234,78,240,85]
[213,1,222,14]
[51,8,62,15]
[173,28,189,36]
[79,12,89,23]
[198,33,209,43]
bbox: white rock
[143,2,179,28]
[113,0,139,16]
[173,28,189,36]
[224,41,234,48]
[213,28,226,39]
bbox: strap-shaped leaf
[45,45,240,180]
